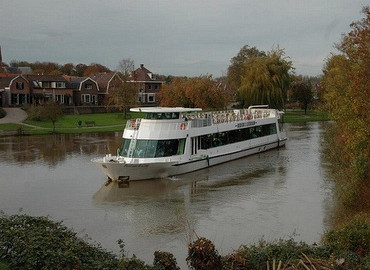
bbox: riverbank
[0,213,368,269]
[0,109,329,136]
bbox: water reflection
[0,133,121,166]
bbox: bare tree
[106,58,138,118]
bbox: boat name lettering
[124,164,149,168]
[235,121,256,128]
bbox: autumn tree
[106,58,138,118]
[74,63,88,76]
[238,48,293,109]
[60,63,75,75]
[322,6,369,210]
[160,75,231,109]
[39,101,63,133]
[83,63,111,76]
[290,78,313,114]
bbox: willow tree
[238,48,292,109]
[227,45,266,92]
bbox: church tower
[0,46,8,73]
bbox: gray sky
[0,0,368,77]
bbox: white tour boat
[92,105,287,181]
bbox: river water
[0,122,334,268]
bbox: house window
[138,93,145,103]
[85,84,92,90]
[33,80,41,88]
[56,82,66,88]
[42,82,51,88]
[148,85,152,90]
[91,95,97,104]
[148,93,155,103]
[55,94,65,104]
[82,94,90,103]
[16,82,24,90]
[155,85,159,90]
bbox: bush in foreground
[0,214,118,269]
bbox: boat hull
[93,138,287,181]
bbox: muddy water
[0,122,334,268]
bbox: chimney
[140,64,144,69]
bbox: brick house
[8,75,32,106]
[5,74,73,106]
[68,76,100,105]
[0,73,17,107]
[133,64,163,104]
[89,72,123,105]
[26,75,74,105]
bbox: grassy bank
[0,110,329,136]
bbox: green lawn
[282,109,329,123]
[0,110,328,135]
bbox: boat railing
[125,109,275,131]
[185,109,275,127]
[190,118,212,128]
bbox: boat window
[199,123,277,150]
[119,139,131,156]
[145,112,179,120]
[119,138,185,158]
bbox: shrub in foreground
[0,214,118,269]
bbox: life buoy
[180,122,187,130]
[246,114,252,120]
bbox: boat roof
[130,107,202,113]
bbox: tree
[83,63,111,76]
[290,78,313,114]
[238,48,293,109]
[159,75,231,109]
[60,63,75,75]
[40,101,63,133]
[227,45,266,92]
[322,6,369,209]
[106,58,138,118]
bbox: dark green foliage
[187,237,222,270]
[153,251,180,270]
[323,215,370,267]
[290,79,313,114]
[0,262,9,270]
[0,214,118,270]
[0,108,5,119]
[118,255,157,270]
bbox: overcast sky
[0,0,368,77]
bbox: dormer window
[85,84,93,90]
